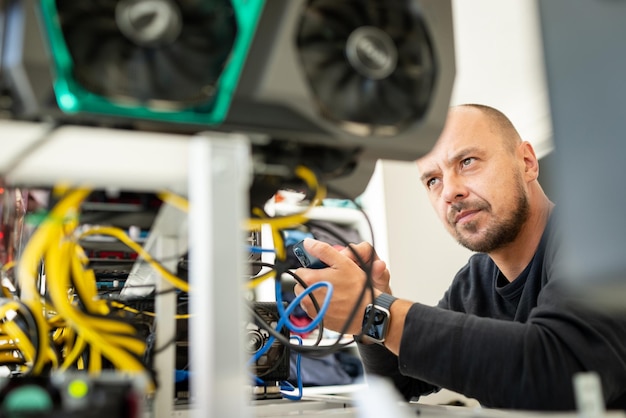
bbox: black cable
[273,260,326,348]
[246,167,382,356]
[280,216,378,343]
[303,185,381,342]
[246,303,353,357]
[248,262,363,357]
[152,333,178,355]
[248,303,291,381]
[301,219,377,318]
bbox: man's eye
[461,157,475,167]
[427,178,438,188]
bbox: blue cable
[279,335,303,401]
[252,338,304,401]
[248,281,333,365]
[274,277,333,334]
[248,245,275,254]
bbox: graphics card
[38,0,265,125]
[1,0,265,124]
[225,0,456,196]
[224,0,455,157]
[1,0,455,197]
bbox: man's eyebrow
[418,146,483,183]
[419,170,435,184]
[447,146,481,165]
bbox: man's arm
[293,239,626,410]
[357,338,440,402]
[396,294,626,410]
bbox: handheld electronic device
[293,240,327,269]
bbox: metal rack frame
[0,121,251,418]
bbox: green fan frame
[37,0,265,125]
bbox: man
[293,104,626,410]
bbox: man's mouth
[453,209,480,225]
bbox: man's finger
[302,238,343,267]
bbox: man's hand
[340,242,392,294]
[292,239,389,335]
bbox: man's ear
[520,141,539,181]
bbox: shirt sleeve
[356,341,440,401]
[397,282,626,410]
[354,271,453,402]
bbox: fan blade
[298,40,346,75]
[311,60,351,112]
[54,0,237,104]
[128,47,156,102]
[298,0,438,129]
[366,1,407,32]
[305,0,363,36]
[378,77,415,123]
[298,8,333,43]
[333,74,363,121]
[82,37,133,97]
[354,77,381,123]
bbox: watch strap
[374,293,397,310]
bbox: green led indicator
[67,379,89,399]
[2,385,53,412]
[58,92,79,112]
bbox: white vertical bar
[574,372,606,418]
[153,236,178,418]
[188,133,250,418]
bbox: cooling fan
[222,0,455,197]
[296,0,436,134]
[36,0,264,124]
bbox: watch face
[362,304,390,342]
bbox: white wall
[450,0,553,157]
[362,0,553,305]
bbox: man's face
[416,107,530,253]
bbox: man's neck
[490,199,555,282]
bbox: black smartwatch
[360,293,398,345]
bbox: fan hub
[346,26,398,80]
[115,0,182,47]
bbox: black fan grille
[296,0,437,134]
[54,0,237,107]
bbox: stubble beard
[450,182,530,253]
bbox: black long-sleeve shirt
[358,214,626,410]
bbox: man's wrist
[358,293,398,345]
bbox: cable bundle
[0,164,376,403]
[246,165,376,399]
[6,187,174,391]
[0,298,39,372]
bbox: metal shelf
[0,121,251,418]
[0,120,189,192]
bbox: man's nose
[442,174,468,203]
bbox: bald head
[452,104,523,153]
